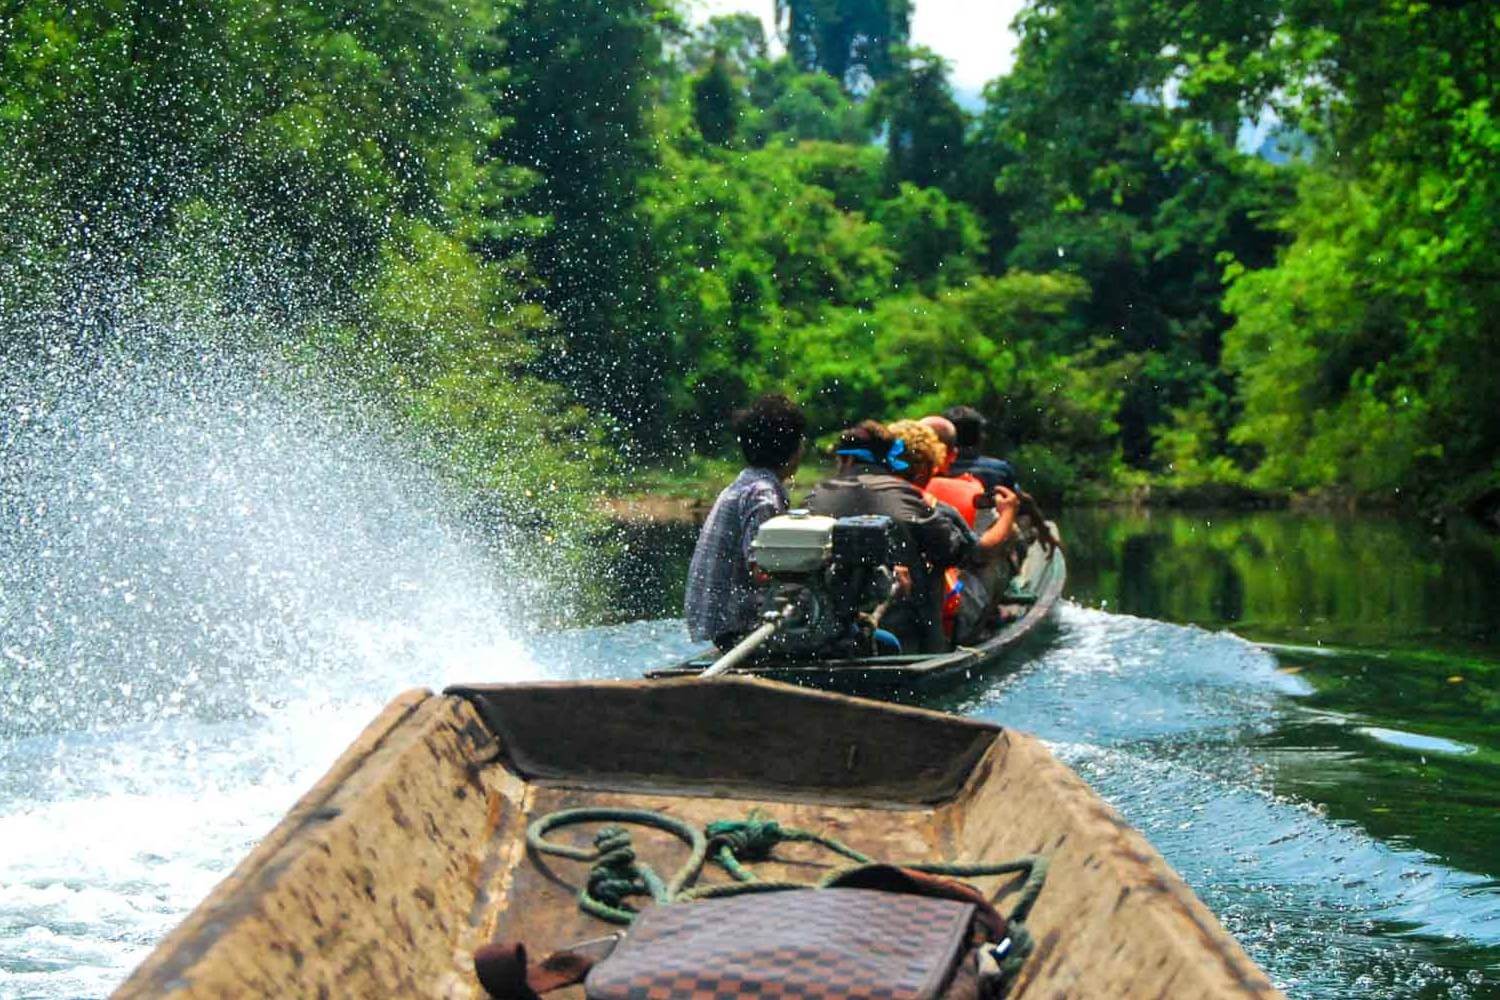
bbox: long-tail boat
[115,677,1280,999]
[648,533,1066,695]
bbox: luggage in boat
[479,873,1026,1000]
[114,677,1281,999]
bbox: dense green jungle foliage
[2,0,1495,512]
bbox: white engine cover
[750,510,837,574]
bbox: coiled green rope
[527,807,1047,930]
[526,807,708,924]
[527,807,1047,991]
[704,811,871,881]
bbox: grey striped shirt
[683,467,788,644]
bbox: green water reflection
[1063,508,1500,882]
[1063,509,1500,649]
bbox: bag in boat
[476,865,1020,1000]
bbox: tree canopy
[775,0,912,90]
[2,0,1494,510]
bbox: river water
[2,394,1498,1000]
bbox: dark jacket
[802,464,976,653]
[950,449,1017,491]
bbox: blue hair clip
[886,438,910,472]
[835,447,880,465]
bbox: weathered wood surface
[941,735,1277,997]
[115,677,1281,999]
[447,676,999,805]
[113,689,522,999]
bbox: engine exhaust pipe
[699,602,797,678]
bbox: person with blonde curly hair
[885,420,947,488]
[803,417,1019,653]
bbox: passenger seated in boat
[918,415,989,529]
[943,405,1018,491]
[912,417,1016,640]
[684,394,806,651]
[803,420,1018,654]
[944,404,1061,554]
[889,420,1020,646]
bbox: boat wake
[955,604,1499,999]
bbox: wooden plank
[446,676,999,806]
[944,732,1281,998]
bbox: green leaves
[5,0,1492,511]
[966,0,1297,467]
[871,183,985,293]
[777,272,1111,471]
[867,47,968,193]
[1218,0,1500,497]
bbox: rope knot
[592,825,635,857]
[587,870,645,908]
[586,825,648,909]
[706,814,786,861]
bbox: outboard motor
[748,510,900,659]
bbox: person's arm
[738,490,784,569]
[971,486,1021,561]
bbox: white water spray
[0,304,551,996]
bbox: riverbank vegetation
[2,0,1495,517]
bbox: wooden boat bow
[114,677,1282,999]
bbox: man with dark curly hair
[684,394,806,650]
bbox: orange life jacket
[925,474,985,528]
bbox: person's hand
[992,485,1020,514]
[892,564,913,597]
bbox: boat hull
[116,677,1280,999]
